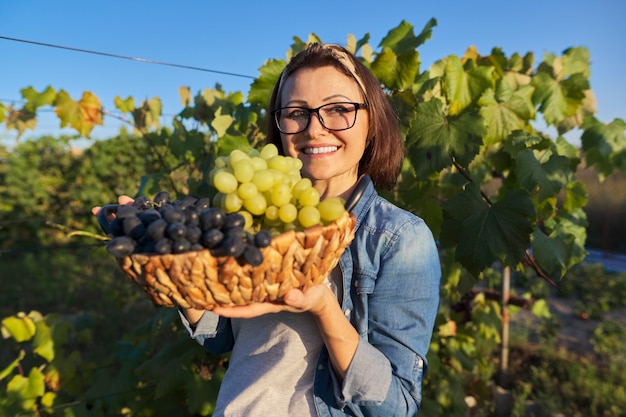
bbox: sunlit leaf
[21,85,57,112]
[211,108,233,138]
[371,48,419,90]
[33,320,55,362]
[479,83,535,144]
[114,95,135,113]
[379,19,436,54]
[445,55,495,115]
[248,58,286,108]
[2,315,36,342]
[441,183,534,276]
[178,86,192,107]
[7,368,45,411]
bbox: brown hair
[266,43,405,190]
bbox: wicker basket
[117,210,356,310]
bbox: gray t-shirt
[212,272,341,417]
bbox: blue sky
[1,0,624,147]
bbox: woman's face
[278,66,368,192]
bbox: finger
[118,195,134,205]
[91,206,102,216]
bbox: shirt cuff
[336,340,392,404]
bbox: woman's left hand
[212,284,332,318]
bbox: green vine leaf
[440,183,535,276]
[1,315,36,342]
[114,95,135,114]
[21,85,57,112]
[444,56,495,116]
[478,83,535,144]
[515,149,570,202]
[406,98,485,177]
[248,58,286,108]
[581,116,626,178]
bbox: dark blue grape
[123,216,146,240]
[146,218,167,241]
[153,190,171,206]
[138,208,161,225]
[186,225,202,244]
[108,217,124,237]
[224,213,245,229]
[221,234,245,258]
[172,238,192,254]
[116,205,139,219]
[201,229,224,249]
[163,207,186,224]
[195,197,211,211]
[199,208,226,231]
[242,245,263,266]
[133,195,152,210]
[106,236,136,257]
[184,206,200,226]
[154,238,173,254]
[254,230,272,248]
[165,222,186,240]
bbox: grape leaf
[445,55,495,116]
[21,85,57,112]
[1,315,36,342]
[54,90,103,136]
[114,95,135,114]
[248,58,286,108]
[531,71,589,125]
[440,183,534,276]
[581,116,626,178]
[406,99,485,177]
[211,107,233,138]
[379,18,437,54]
[515,149,570,201]
[478,83,535,144]
[371,48,420,91]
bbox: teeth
[303,146,338,155]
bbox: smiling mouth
[302,146,339,155]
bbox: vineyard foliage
[2,19,626,416]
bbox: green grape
[247,148,261,158]
[268,155,290,173]
[271,183,292,207]
[318,197,346,223]
[298,206,321,229]
[252,169,275,192]
[250,156,268,171]
[278,203,298,224]
[298,187,320,207]
[228,149,250,167]
[213,170,238,194]
[238,210,254,230]
[260,143,279,160]
[264,205,279,221]
[233,159,255,183]
[212,192,226,210]
[292,178,313,199]
[224,192,243,212]
[243,193,267,216]
[215,156,228,169]
[237,182,258,200]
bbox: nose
[305,110,326,135]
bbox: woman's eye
[286,109,307,119]
[327,105,350,114]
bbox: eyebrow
[283,94,355,107]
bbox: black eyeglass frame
[271,101,368,134]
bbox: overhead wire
[0,35,256,79]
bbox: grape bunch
[209,143,346,234]
[103,190,272,266]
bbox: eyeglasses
[272,102,368,134]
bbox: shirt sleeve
[335,216,441,416]
[178,309,235,354]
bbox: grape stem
[45,220,111,241]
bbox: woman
[180,43,441,416]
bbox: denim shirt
[180,177,441,417]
